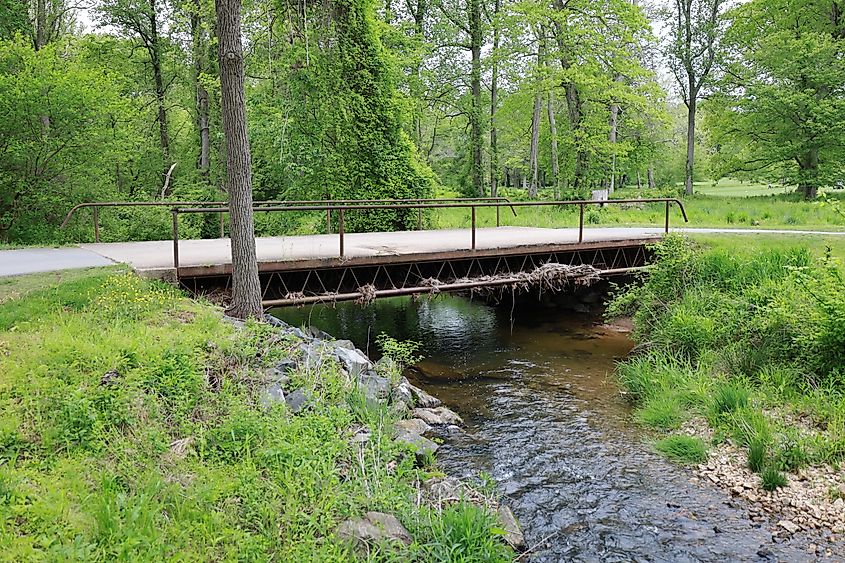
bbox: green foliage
[748,439,767,473]
[614,236,845,482]
[655,435,708,465]
[706,0,845,198]
[376,332,424,368]
[760,467,788,491]
[0,270,510,559]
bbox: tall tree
[663,0,725,195]
[489,0,501,196]
[706,0,845,199]
[97,0,174,195]
[216,0,261,318]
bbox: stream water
[272,296,814,562]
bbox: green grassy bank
[0,269,511,561]
[428,188,845,232]
[609,236,845,489]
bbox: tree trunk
[607,78,620,193]
[529,90,542,198]
[468,0,484,196]
[149,4,172,195]
[547,92,560,199]
[192,5,211,181]
[684,91,696,196]
[648,165,656,189]
[799,147,820,199]
[217,0,262,319]
[489,0,500,198]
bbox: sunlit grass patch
[655,435,708,465]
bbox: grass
[761,467,789,491]
[428,184,845,232]
[748,440,768,473]
[655,435,709,465]
[612,236,845,476]
[0,269,511,561]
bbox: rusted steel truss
[180,243,651,307]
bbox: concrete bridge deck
[78,226,666,278]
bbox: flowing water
[272,296,815,562]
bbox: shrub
[655,435,708,465]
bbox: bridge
[55,197,687,306]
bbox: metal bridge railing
[60,197,518,243]
[170,198,688,272]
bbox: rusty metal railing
[61,197,517,242]
[170,198,687,272]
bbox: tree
[97,0,175,195]
[1,0,31,40]
[0,38,132,242]
[216,0,261,318]
[706,0,845,199]
[662,0,725,195]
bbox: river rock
[299,342,326,369]
[259,383,286,409]
[333,339,356,351]
[305,325,333,340]
[778,520,800,534]
[395,418,432,436]
[407,382,442,408]
[498,505,526,551]
[394,428,439,458]
[285,388,311,414]
[263,314,289,328]
[392,382,414,409]
[358,371,391,403]
[335,347,373,378]
[412,406,463,426]
[336,512,413,548]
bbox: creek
[272,295,809,561]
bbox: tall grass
[611,236,845,470]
